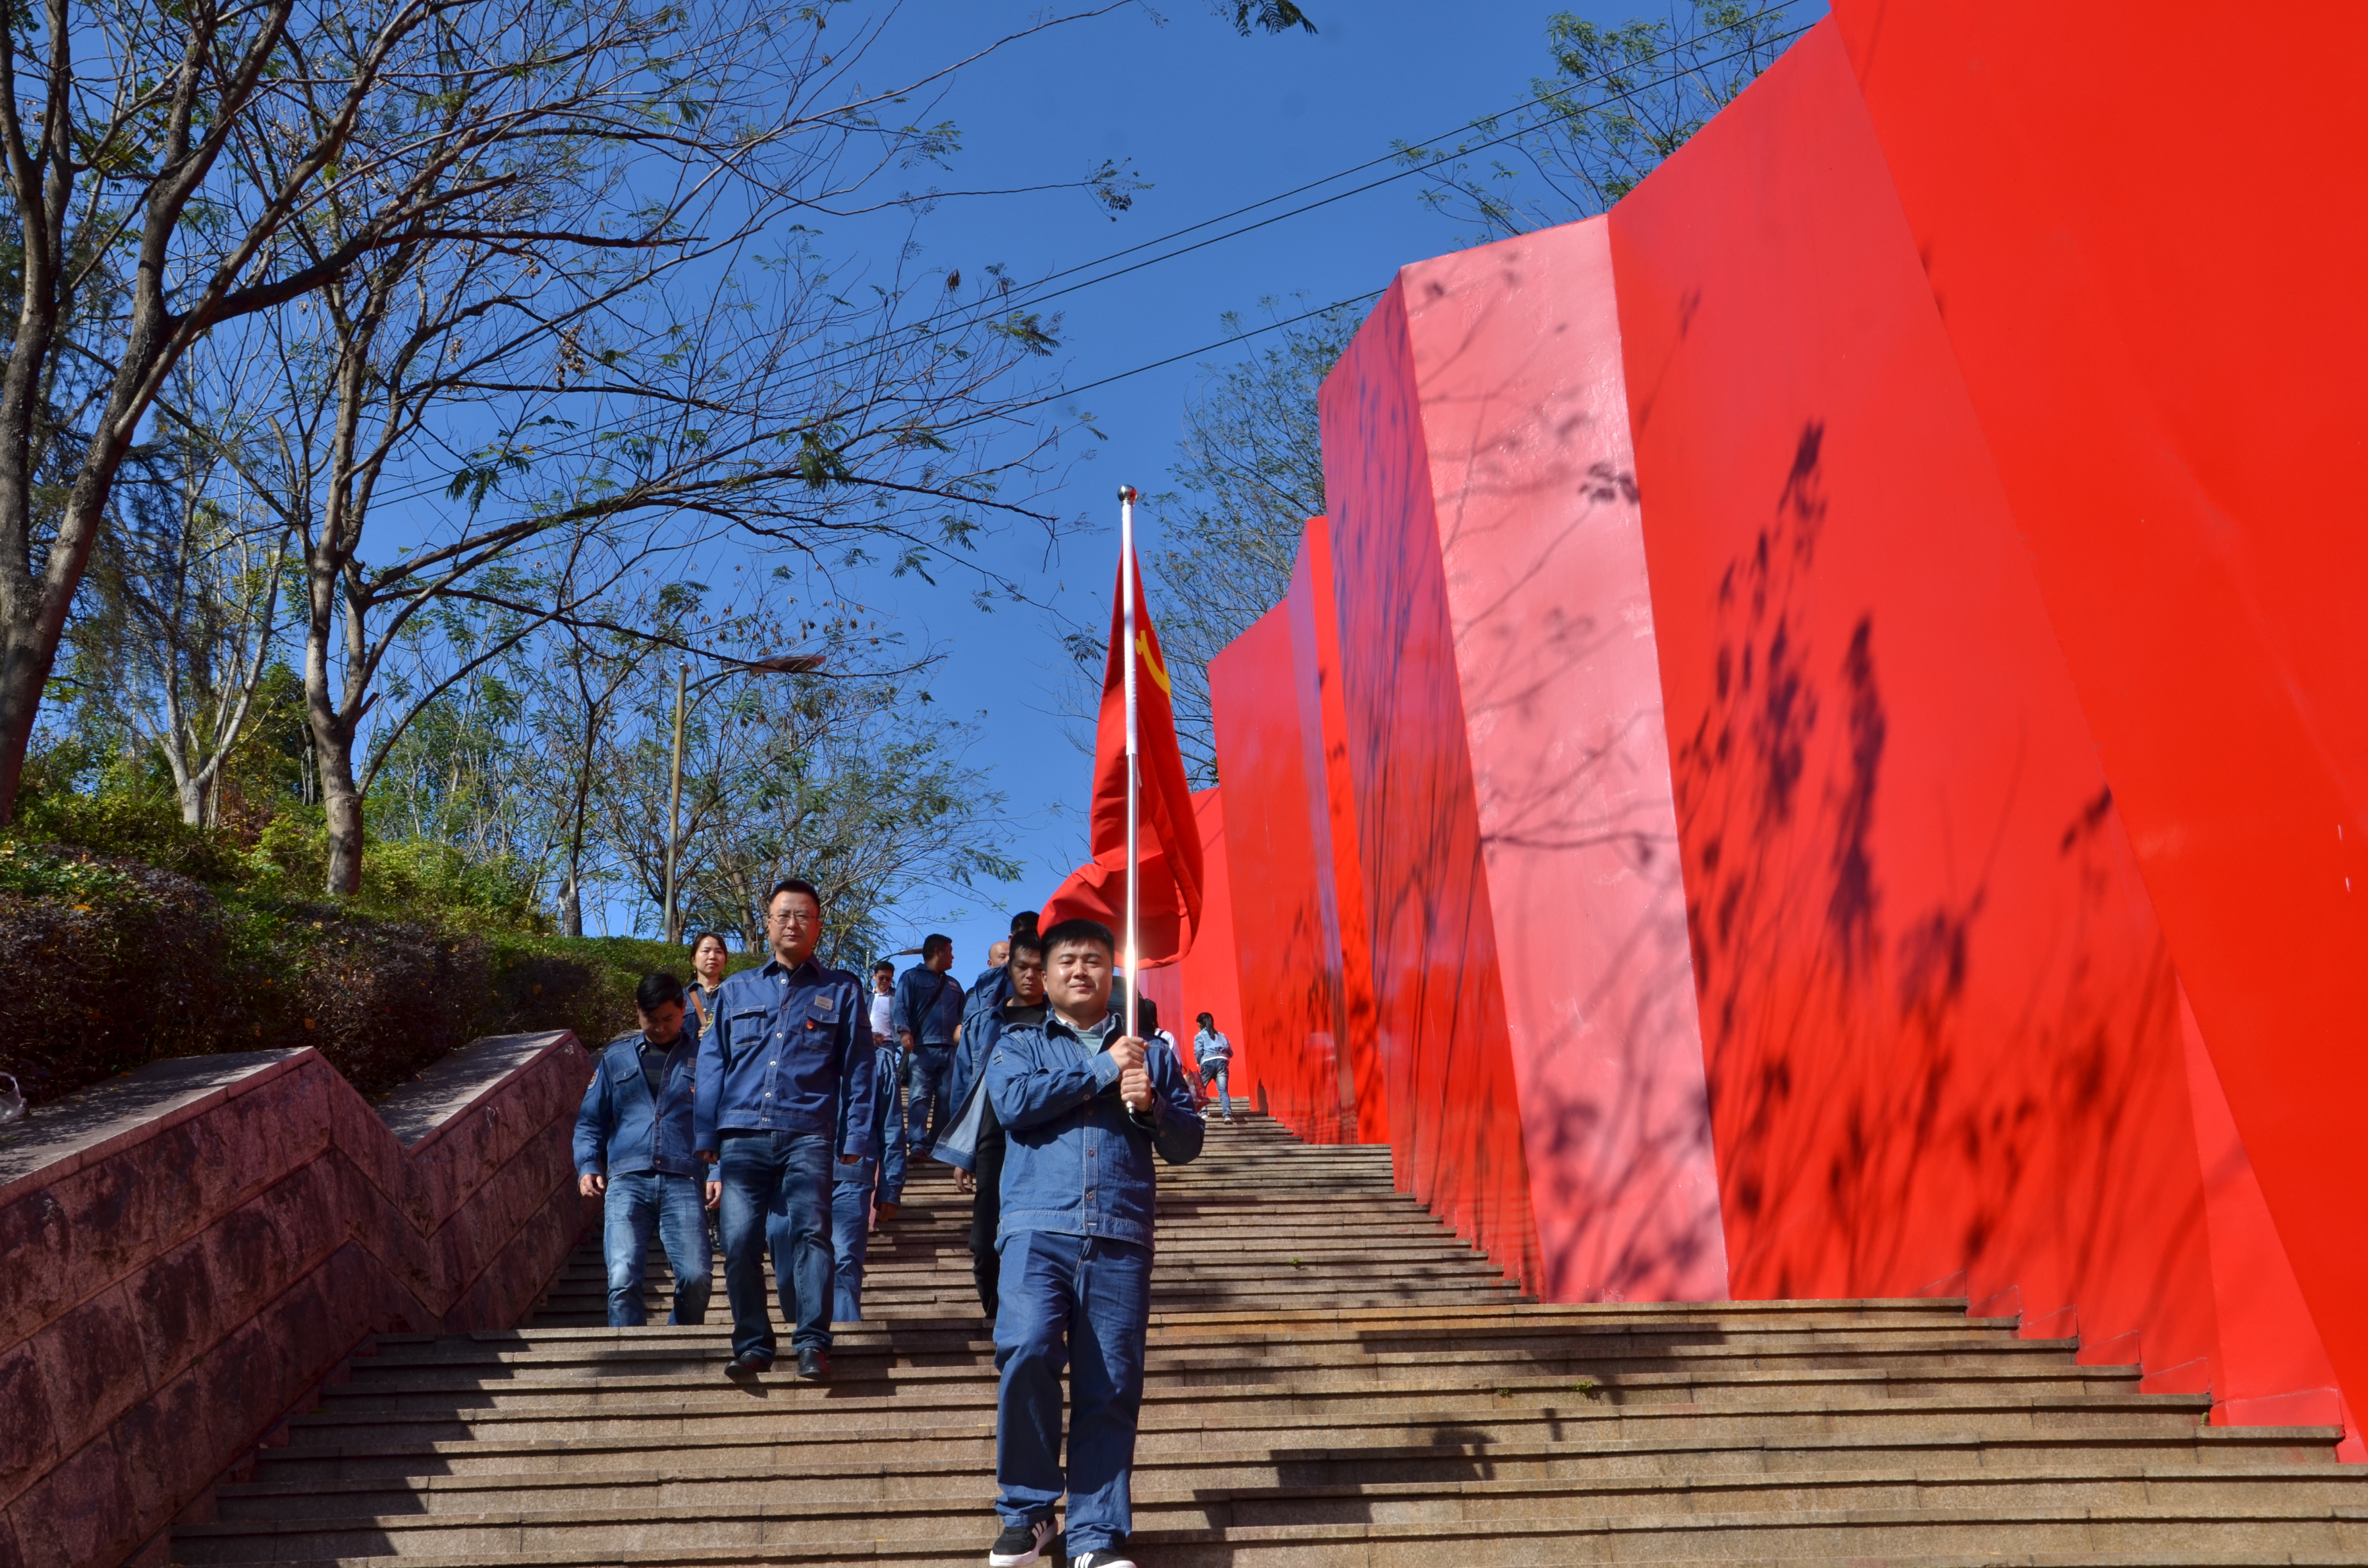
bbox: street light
[663,652,826,943]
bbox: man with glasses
[694,878,878,1382]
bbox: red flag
[1040,553,1205,964]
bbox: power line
[805,8,1807,366]
[1003,289,1385,413]
[976,22,1813,326]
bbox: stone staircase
[173,1113,2368,1566]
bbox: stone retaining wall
[0,1033,596,1568]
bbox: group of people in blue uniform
[571,877,1205,1568]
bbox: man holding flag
[982,489,1206,1568]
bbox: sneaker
[987,1519,1053,1568]
[1071,1551,1135,1568]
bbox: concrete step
[275,1385,2221,1452]
[171,1494,2368,1565]
[210,1457,2368,1525]
[240,1423,2347,1488]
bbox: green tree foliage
[1395,1,1802,241]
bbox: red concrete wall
[2181,989,2344,1432]
[1287,521,1390,1144]
[1319,286,1545,1292]
[1209,605,1353,1141]
[0,1036,594,1568]
[1173,788,1251,1091]
[1605,21,2220,1382]
[1352,218,1729,1303]
[1204,0,2356,1430]
[1827,0,2368,1433]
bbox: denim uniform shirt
[944,967,1016,1115]
[892,965,968,1044]
[574,1030,703,1178]
[837,1039,903,1163]
[694,954,879,1157]
[987,1010,1203,1248]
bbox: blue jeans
[832,1156,878,1323]
[601,1171,712,1327]
[714,1131,835,1360]
[905,1044,951,1154]
[878,1049,910,1202]
[995,1230,1152,1555]
[1206,1064,1231,1116]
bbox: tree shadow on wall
[1671,420,2197,1316]
[1407,274,1721,1303]
[1325,293,1546,1289]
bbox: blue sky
[773,1,1601,974]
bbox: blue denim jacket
[837,1040,904,1163]
[694,955,878,1157]
[574,1031,702,1177]
[892,964,967,1044]
[944,967,1015,1117]
[987,1011,1203,1248]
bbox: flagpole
[1119,484,1140,1043]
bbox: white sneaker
[988,1519,1053,1568]
[1071,1552,1137,1568]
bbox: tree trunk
[0,632,49,827]
[176,772,208,828]
[561,871,584,938]
[318,725,365,895]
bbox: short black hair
[871,958,895,976]
[1009,930,1046,961]
[921,932,953,959]
[636,972,686,1013]
[769,877,823,911]
[1135,996,1160,1034]
[1040,917,1115,957]
[689,929,728,956]
[1009,910,1040,934]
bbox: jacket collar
[761,952,824,984]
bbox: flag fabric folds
[1040,554,1205,965]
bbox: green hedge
[0,836,748,1107]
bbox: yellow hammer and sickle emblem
[1136,632,1172,696]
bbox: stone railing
[0,1032,596,1568]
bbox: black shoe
[988,1519,1053,1568]
[796,1346,829,1381]
[724,1352,770,1382]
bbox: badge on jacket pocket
[809,994,839,1021]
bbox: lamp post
[662,651,825,943]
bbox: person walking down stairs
[693,877,880,1384]
[572,973,714,1328]
[984,918,1203,1568]
[937,929,1051,1332]
[1190,1013,1233,1122]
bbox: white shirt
[869,990,894,1042]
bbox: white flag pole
[1119,484,1141,1042]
